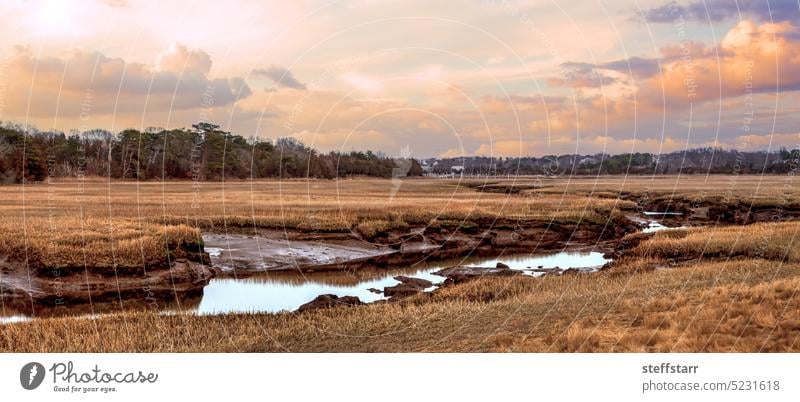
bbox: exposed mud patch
[203,233,394,273]
[622,193,800,225]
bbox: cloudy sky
[1,0,799,157]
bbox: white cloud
[339,72,384,93]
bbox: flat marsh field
[1,175,799,352]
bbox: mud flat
[203,214,633,275]
[203,233,395,273]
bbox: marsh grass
[0,178,632,267]
[2,257,798,352]
[632,222,800,262]
[0,217,200,269]
[1,176,799,352]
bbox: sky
[1,0,799,158]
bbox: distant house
[578,156,598,166]
[451,165,465,174]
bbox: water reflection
[629,213,686,233]
[195,250,610,314]
[643,211,683,216]
[1,249,611,321]
[0,315,30,324]
[0,290,202,323]
[643,221,667,233]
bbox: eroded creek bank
[202,215,633,275]
[1,217,633,321]
[6,187,796,322]
[618,193,800,226]
[200,238,611,314]
[0,243,213,321]
[8,193,740,322]
[199,209,695,314]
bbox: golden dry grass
[3,178,625,225]
[0,218,200,269]
[1,175,799,352]
[539,273,800,352]
[0,177,634,266]
[2,256,798,352]
[6,175,793,241]
[526,174,800,204]
[632,221,800,262]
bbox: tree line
[2,121,798,183]
[423,147,800,176]
[0,122,423,183]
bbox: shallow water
[643,211,684,216]
[642,221,668,233]
[629,213,686,233]
[195,250,610,314]
[0,315,30,324]
[0,245,610,321]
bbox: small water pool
[0,247,611,321]
[643,211,683,216]
[0,315,30,325]
[195,250,610,314]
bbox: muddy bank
[467,182,800,226]
[459,181,541,194]
[0,251,214,319]
[205,217,634,276]
[203,233,394,274]
[619,193,800,225]
[1,217,629,321]
[295,250,612,311]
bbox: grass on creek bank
[0,217,201,270]
[627,221,800,263]
[0,179,634,270]
[1,176,798,352]
[2,255,798,352]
